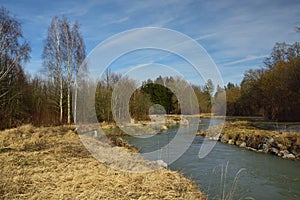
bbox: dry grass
[197,121,300,159]
[0,124,206,200]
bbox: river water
[122,119,300,200]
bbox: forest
[0,6,299,130]
[224,42,300,121]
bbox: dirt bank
[0,124,206,199]
[197,121,300,160]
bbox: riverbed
[122,119,300,200]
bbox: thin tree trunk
[73,76,77,123]
[67,63,71,124]
[59,73,63,124]
[54,20,63,125]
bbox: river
[122,119,300,200]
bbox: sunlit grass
[0,124,206,199]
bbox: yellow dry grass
[0,124,206,200]
[198,121,300,153]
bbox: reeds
[207,162,248,200]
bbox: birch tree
[43,16,86,124]
[43,16,64,123]
[64,20,86,124]
[72,25,86,124]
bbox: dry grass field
[0,125,206,200]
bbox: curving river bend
[122,119,300,200]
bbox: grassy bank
[198,121,300,160]
[0,125,206,199]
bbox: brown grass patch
[197,121,300,158]
[0,125,205,199]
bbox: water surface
[122,119,300,199]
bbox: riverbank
[0,124,206,199]
[99,114,200,136]
[197,121,300,160]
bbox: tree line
[0,6,86,129]
[224,42,300,121]
[93,73,214,123]
[0,6,299,129]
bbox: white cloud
[195,33,217,41]
[223,54,268,66]
[149,18,174,28]
[111,17,130,24]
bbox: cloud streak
[2,0,300,84]
[223,54,269,66]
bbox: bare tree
[0,6,30,96]
[61,18,73,124]
[63,19,86,124]
[43,16,86,124]
[0,6,31,128]
[72,32,86,124]
[43,16,64,123]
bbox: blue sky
[1,0,300,85]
